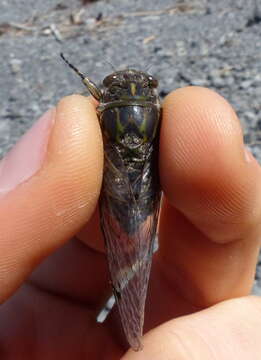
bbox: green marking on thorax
[115,108,125,142]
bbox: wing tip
[129,337,143,352]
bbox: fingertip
[160,86,261,242]
[35,94,103,227]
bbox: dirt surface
[1,0,261,293]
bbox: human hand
[0,88,260,359]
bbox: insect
[61,53,162,351]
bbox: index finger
[156,87,261,308]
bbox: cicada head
[102,69,159,104]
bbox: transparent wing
[100,143,161,351]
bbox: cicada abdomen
[61,54,161,351]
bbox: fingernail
[0,108,55,197]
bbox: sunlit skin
[0,88,261,359]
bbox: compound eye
[148,76,158,88]
[103,74,117,87]
[109,85,121,94]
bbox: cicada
[61,54,161,351]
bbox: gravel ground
[1,0,261,294]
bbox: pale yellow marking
[130,83,136,96]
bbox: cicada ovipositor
[61,53,161,351]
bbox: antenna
[61,53,102,100]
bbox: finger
[0,95,104,303]
[160,86,261,242]
[155,87,261,307]
[122,296,261,359]
[29,233,110,308]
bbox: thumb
[0,95,103,303]
[123,296,261,359]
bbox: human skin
[0,87,261,359]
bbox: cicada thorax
[99,104,160,235]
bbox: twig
[143,35,156,44]
[70,8,85,25]
[50,23,63,42]
[122,7,178,17]
[8,22,36,31]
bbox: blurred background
[1,0,261,292]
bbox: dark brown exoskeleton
[61,54,161,351]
